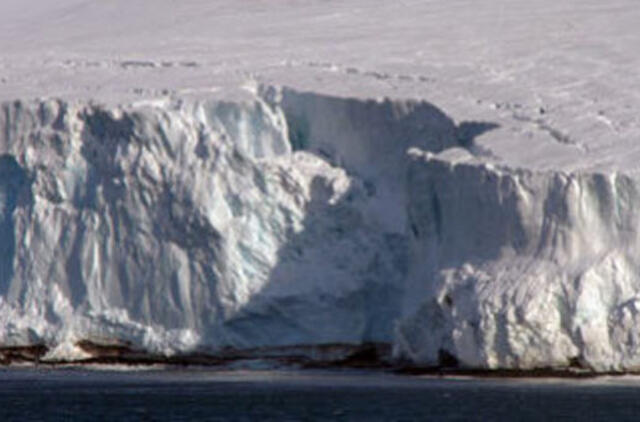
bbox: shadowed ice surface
[0,154,29,297]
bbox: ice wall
[1,86,639,372]
[0,88,453,360]
[397,148,640,372]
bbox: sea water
[1,367,640,421]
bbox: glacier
[2,0,640,372]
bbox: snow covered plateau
[2,0,640,372]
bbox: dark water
[2,367,640,421]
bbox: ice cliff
[0,88,454,362]
[397,149,640,372]
[1,86,639,372]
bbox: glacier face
[0,88,451,360]
[1,85,640,372]
[397,148,640,372]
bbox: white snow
[1,0,640,371]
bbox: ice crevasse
[1,85,639,372]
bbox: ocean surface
[2,367,640,421]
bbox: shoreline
[0,343,635,379]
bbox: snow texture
[2,0,640,371]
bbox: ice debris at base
[1,86,640,372]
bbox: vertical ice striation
[397,148,640,372]
[0,88,453,360]
[2,86,640,372]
